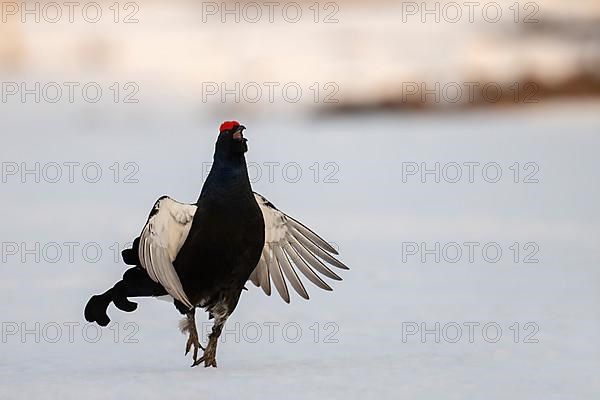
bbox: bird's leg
[180,309,204,365]
[192,314,227,368]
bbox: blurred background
[2,0,600,111]
[1,0,599,399]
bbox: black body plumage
[175,131,265,314]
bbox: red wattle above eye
[219,121,240,133]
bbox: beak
[233,125,246,141]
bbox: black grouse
[84,121,348,367]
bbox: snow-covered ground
[1,100,599,399]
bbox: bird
[84,121,348,367]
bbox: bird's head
[216,120,248,156]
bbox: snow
[1,100,599,399]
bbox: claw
[191,354,217,368]
[180,309,205,365]
[206,359,217,368]
[185,332,204,367]
[191,354,205,367]
[184,310,224,368]
[191,338,217,368]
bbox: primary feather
[251,192,348,303]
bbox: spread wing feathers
[138,196,196,309]
[252,193,348,303]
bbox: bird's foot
[189,312,225,368]
[185,329,205,365]
[191,343,217,368]
[180,310,206,366]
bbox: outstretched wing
[138,196,196,309]
[249,193,348,303]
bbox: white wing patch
[250,193,348,303]
[138,196,197,309]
